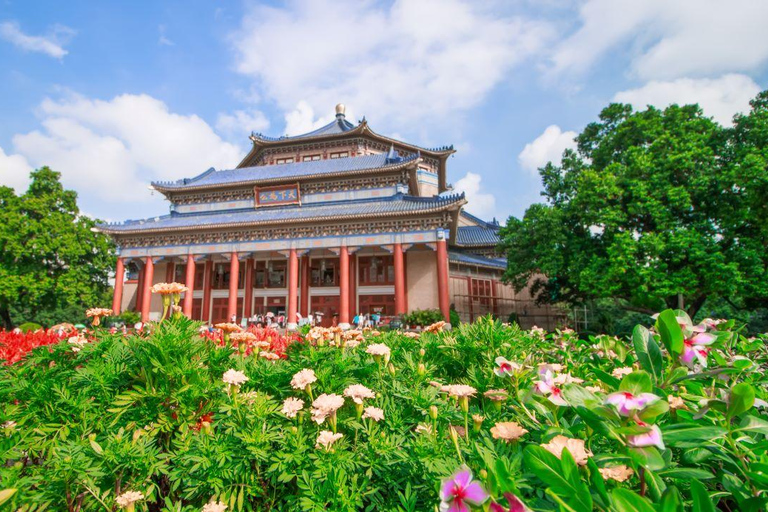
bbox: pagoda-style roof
[239,105,456,193]
[97,193,466,235]
[456,225,501,247]
[151,152,418,193]
[448,250,506,270]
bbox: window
[253,260,286,288]
[275,157,294,164]
[359,294,395,316]
[211,262,245,290]
[330,151,349,159]
[358,255,395,285]
[310,257,339,287]
[470,278,493,306]
[174,264,186,284]
[302,154,321,162]
[194,264,206,289]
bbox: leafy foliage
[500,91,768,318]
[0,168,115,328]
[0,313,766,511]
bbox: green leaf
[610,489,656,512]
[736,415,768,434]
[727,383,755,419]
[638,398,669,421]
[524,445,593,512]
[658,486,684,512]
[662,425,727,446]
[0,489,17,506]
[632,325,663,381]
[690,479,716,512]
[658,468,715,480]
[627,446,665,471]
[619,370,653,395]
[656,310,684,355]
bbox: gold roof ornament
[335,103,346,117]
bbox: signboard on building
[254,184,301,207]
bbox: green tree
[0,167,115,328]
[500,95,768,318]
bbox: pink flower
[440,467,488,512]
[627,423,665,450]
[680,332,716,368]
[534,370,567,406]
[494,357,521,378]
[490,493,528,512]
[604,391,660,416]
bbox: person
[353,313,360,328]
[371,312,381,327]
[296,312,303,326]
[230,314,237,323]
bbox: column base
[286,322,298,331]
[338,322,351,330]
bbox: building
[98,104,562,329]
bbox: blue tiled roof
[252,116,357,142]
[99,193,466,234]
[152,153,414,190]
[456,226,501,246]
[449,251,506,270]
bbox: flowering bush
[0,310,767,511]
[0,328,71,365]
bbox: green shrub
[17,322,43,332]
[402,308,444,327]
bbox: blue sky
[1,0,767,224]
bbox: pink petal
[605,392,628,407]
[453,469,473,489]
[680,347,696,365]
[462,482,488,505]
[635,393,660,408]
[441,479,456,500]
[536,381,552,394]
[505,493,527,512]
[691,332,716,345]
[447,501,469,512]
[549,393,568,406]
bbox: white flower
[343,384,376,404]
[443,384,477,398]
[68,335,88,352]
[281,397,304,418]
[115,490,145,507]
[611,366,634,379]
[362,406,385,422]
[366,343,391,358]
[553,373,584,385]
[222,369,248,387]
[311,393,345,424]
[290,369,317,390]
[202,501,228,512]
[316,430,343,449]
[541,435,593,466]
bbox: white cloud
[0,146,33,192]
[613,74,761,125]
[453,172,496,219]
[231,0,553,130]
[11,93,241,210]
[216,108,270,140]
[549,0,768,81]
[0,21,75,59]
[518,125,577,174]
[158,24,174,46]
[283,101,335,137]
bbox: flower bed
[0,328,72,365]
[0,312,766,511]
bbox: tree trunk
[687,295,707,319]
[0,304,12,330]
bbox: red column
[140,257,154,323]
[349,253,357,317]
[393,243,406,315]
[436,240,450,322]
[165,261,175,283]
[287,249,299,328]
[300,255,309,317]
[183,255,196,317]
[227,252,239,322]
[135,263,145,313]
[202,260,213,322]
[339,246,350,327]
[243,258,253,320]
[112,258,125,314]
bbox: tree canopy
[500,91,768,318]
[0,167,115,328]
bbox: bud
[419,348,426,357]
[387,363,396,376]
[449,425,459,445]
[479,469,488,480]
[429,405,438,420]
[201,421,212,435]
[472,414,484,433]
[459,396,469,413]
[417,362,426,376]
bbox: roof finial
[335,103,346,118]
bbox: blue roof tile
[152,153,416,190]
[251,116,357,142]
[448,251,506,270]
[456,225,501,246]
[99,193,465,234]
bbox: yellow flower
[541,435,593,466]
[599,465,634,482]
[150,282,189,295]
[490,421,529,442]
[85,307,113,326]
